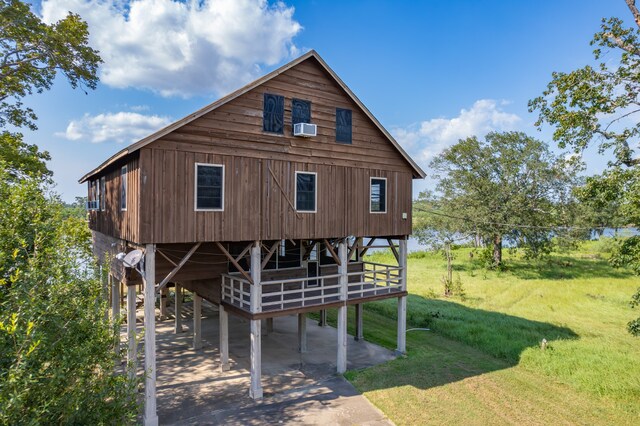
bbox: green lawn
[322,240,640,425]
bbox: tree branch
[627,0,640,29]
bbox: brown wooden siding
[138,148,412,243]
[89,57,416,244]
[88,155,140,242]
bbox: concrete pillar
[337,240,348,374]
[103,268,109,321]
[143,244,158,426]
[112,275,120,321]
[219,305,230,371]
[160,286,168,320]
[174,284,183,334]
[127,284,137,380]
[298,313,307,353]
[396,237,408,354]
[249,241,263,399]
[112,275,120,356]
[355,303,363,341]
[318,309,327,327]
[266,317,274,335]
[193,293,202,350]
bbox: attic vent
[294,123,317,137]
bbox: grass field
[319,240,640,425]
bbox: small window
[263,93,284,134]
[100,176,106,211]
[292,98,311,133]
[370,177,387,213]
[120,166,127,211]
[336,108,352,144]
[195,163,224,211]
[295,171,317,212]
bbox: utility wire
[413,206,621,232]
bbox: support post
[219,305,230,371]
[112,276,120,356]
[193,293,202,349]
[266,317,274,335]
[127,284,137,380]
[318,309,327,327]
[337,240,348,374]
[160,286,168,320]
[143,244,158,426]
[355,303,363,341]
[396,237,407,354]
[249,241,263,399]
[174,284,183,334]
[298,313,307,353]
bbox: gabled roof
[79,50,426,183]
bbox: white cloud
[57,112,171,143]
[393,99,521,163]
[41,0,302,97]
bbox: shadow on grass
[335,294,578,392]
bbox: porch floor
[134,300,395,425]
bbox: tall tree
[0,1,137,421]
[530,0,640,336]
[428,131,581,268]
[0,0,101,130]
[0,0,101,181]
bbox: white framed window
[87,180,99,210]
[370,177,387,213]
[120,165,127,211]
[295,171,317,213]
[195,163,225,211]
[100,176,106,211]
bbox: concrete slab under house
[81,50,425,425]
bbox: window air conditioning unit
[293,123,317,137]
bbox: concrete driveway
[146,301,395,425]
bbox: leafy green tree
[0,1,138,421]
[0,0,101,183]
[0,131,51,182]
[0,0,101,130]
[0,164,138,424]
[428,131,581,268]
[530,0,640,336]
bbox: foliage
[0,131,51,183]
[0,0,101,130]
[343,245,640,423]
[0,165,138,423]
[530,0,640,336]
[426,131,582,268]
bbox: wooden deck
[221,261,403,317]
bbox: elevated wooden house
[80,50,424,425]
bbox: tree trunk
[492,234,502,267]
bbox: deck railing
[261,274,342,312]
[221,273,252,311]
[347,261,403,299]
[221,262,404,314]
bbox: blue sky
[23,0,633,201]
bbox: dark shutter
[296,172,316,212]
[336,108,352,144]
[263,93,284,134]
[292,99,311,132]
[196,165,224,210]
[120,166,127,210]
